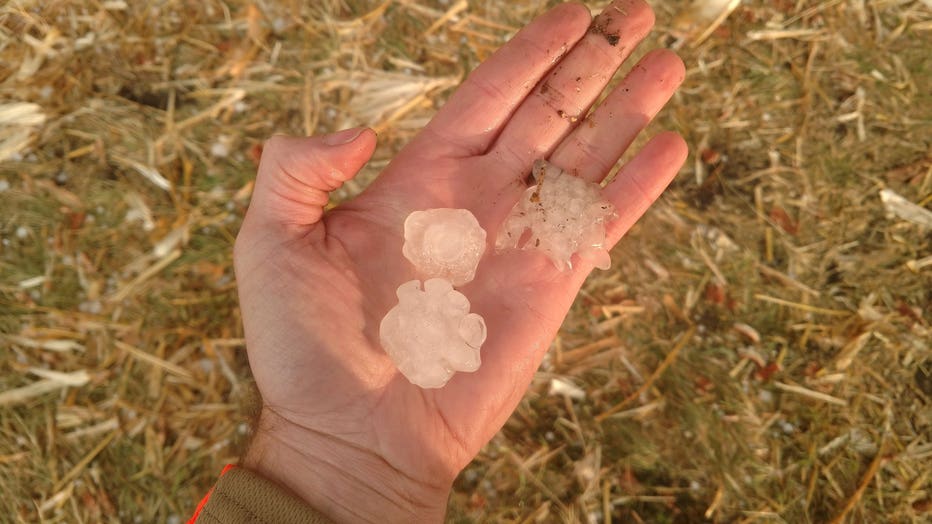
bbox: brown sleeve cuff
[196,467,332,524]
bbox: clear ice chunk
[380,278,486,388]
[496,159,617,271]
[402,208,486,286]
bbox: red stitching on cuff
[187,464,238,524]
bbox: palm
[235,0,688,498]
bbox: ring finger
[549,48,685,183]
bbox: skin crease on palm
[231,1,688,522]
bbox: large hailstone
[402,209,486,286]
[380,278,486,388]
[496,159,617,271]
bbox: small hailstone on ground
[78,300,102,314]
[198,358,214,373]
[496,159,616,271]
[549,377,586,400]
[210,138,230,158]
[402,208,486,286]
[380,278,486,388]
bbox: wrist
[242,408,451,524]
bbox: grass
[1,0,931,522]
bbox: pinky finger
[602,131,688,247]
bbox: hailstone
[402,208,486,286]
[496,159,616,271]
[380,278,486,388]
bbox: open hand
[233,1,687,521]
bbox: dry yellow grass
[1,0,930,522]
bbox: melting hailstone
[402,208,486,286]
[380,278,486,388]
[496,159,616,271]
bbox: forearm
[242,408,451,524]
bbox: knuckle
[572,136,612,176]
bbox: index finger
[420,3,592,158]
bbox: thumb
[246,127,377,231]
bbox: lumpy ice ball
[402,208,486,286]
[380,278,486,388]
[496,159,616,271]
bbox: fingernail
[322,127,366,146]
